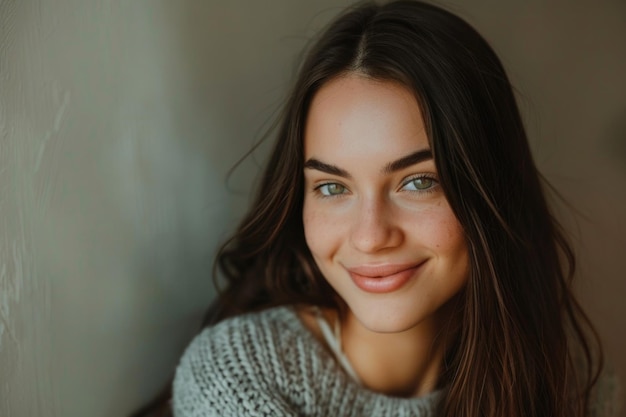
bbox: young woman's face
[302,75,469,333]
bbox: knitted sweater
[173,306,442,417]
[172,306,620,417]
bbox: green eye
[403,177,435,191]
[318,183,346,196]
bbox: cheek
[411,206,469,287]
[302,208,316,251]
[410,206,465,251]
[443,218,467,261]
[434,212,469,283]
[302,203,340,257]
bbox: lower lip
[348,264,422,294]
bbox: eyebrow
[304,149,433,178]
[303,159,351,178]
[382,149,433,174]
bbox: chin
[348,301,434,334]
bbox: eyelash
[399,174,439,194]
[312,174,439,199]
[314,182,349,198]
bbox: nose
[350,197,403,253]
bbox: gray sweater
[172,306,620,417]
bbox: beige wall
[0,0,623,415]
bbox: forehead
[303,75,429,160]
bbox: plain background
[0,0,624,415]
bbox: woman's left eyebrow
[382,149,432,174]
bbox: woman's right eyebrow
[304,159,351,178]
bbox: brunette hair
[133,1,602,416]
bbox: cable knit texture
[173,306,621,417]
[173,306,442,417]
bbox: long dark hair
[133,1,602,416]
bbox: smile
[346,262,425,294]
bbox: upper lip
[345,262,424,278]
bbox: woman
[142,1,619,416]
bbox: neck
[341,306,456,397]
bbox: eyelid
[313,181,349,198]
[403,172,438,181]
[399,173,439,192]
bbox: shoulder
[172,306,312,417]
[588,363,622,417]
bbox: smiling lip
[346,262,425,294]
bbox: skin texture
[302,74,469,396]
